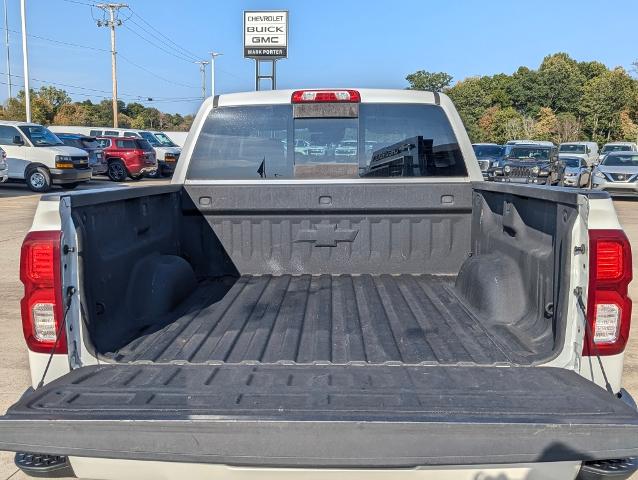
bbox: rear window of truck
[187,103,466,180]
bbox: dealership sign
[244,11,288,59]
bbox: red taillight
[291,89,361,103]
[584,229,632,356]
[20,231,66,354]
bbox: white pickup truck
[1,89,637,480]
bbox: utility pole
[209,52,222,98]
[4,0,11,99]
[194,60,209,100]
[96,3,127,128]
[19,0,30,121]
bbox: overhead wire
[126,6,201,61]
[122,24,196,64]
[118,54,199,89]
[9,0,232,105]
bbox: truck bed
[104,274,545,365]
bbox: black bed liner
[1,363,638,467]
[104,274,548,365]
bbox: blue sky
[2,0,637,115]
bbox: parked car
[494,143,563,185]
[0,121,91,192]
[592,150,638,196]
[560,156,591,187]
[559,141,599,167]
[0,147,7,183]
[472,143,504,179]
[599,142,638,163]
[55,133,107,176]
[50,126,181,178]
[96,136,157,182]
[1,89,637,480]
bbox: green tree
[536,53,585,114]
[479,106,525,144]
[507,66,542,115]
[581,67,636,142]
[532,107,559,142]
[578,60,608,81]
[405,70,453,92]
[446,77,492,141]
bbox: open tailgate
[1,363,638,467]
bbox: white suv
[0,121,92,192]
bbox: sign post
[243,10,288,91]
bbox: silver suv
[592,151,638,196]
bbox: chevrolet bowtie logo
[295,224,358,247]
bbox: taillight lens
[584,229,632,356]
[291,89,361,103]
[20,231,66,354]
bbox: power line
[126,17,198,62]
[0,26,108,52]
[126,6,201,61]
[60,0,96,6]
[121,23,195,64]
[0,71,200,103]
[0,27,199,90]
[118,54,198,89]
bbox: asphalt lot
[0,180,636,479]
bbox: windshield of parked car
[562,158,583,168]
[508,147,550,161]
[18,126,63,146]
[602,145,632,153]
[473,145,503,158]
[559,144,587,154]
[138,131,161,147]
[602,154,638,167]
[153,133,178,147]
[187,103,466,179]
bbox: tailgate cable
[36,286,75,389]
[574,286,614,396]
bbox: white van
[163,131,189,147]
[0,121,91,192]
[49,126,181,177]
[558,141,599,167]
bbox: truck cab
[1,89,637,480]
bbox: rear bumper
[50,169,92,184]
[494,176,549,185]
[64,457,583,480]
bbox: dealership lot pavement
[0,182,636,479]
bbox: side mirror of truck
[13,135,24,146]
